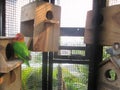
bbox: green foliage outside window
[22,67,42,90]
[22,47,112,90]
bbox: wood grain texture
[20,2,36,37]
[24,37,32,48]
[20,1,44,35]
[21,2,36,22]
[0,66,22,90]
[0,59,22,73]
[0,37,14,60]
[21,20,34,37]
[98,58,120,90]
[84,5,120,45]
[33,2,61,51]
[0,37,22,90]
[84,11,94,44]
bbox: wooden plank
[0,37,14,60]
[0,50,22,73]
[98,59,120,90]
[0,66,22,90]
[20,20,34,37]
[0,59,22,73]
[21,2,36,22]
[0,37,22,73]
[84,11,94,44]
[20,1,42,37]
[33,2,61,51]
[21,1,49,22]
[84,4,120,45]
[21,20,34,37]
[101,4,120,45]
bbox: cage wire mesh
[107,0,120,6]
[5,0,42,90]
[5,0,94,90]
[52,64,89,90]
[53,0,90,90]
[54,33,88,90]
[59,36,86,56]
[55,0,120,90]
[6,0,35,36]
[6,0,19,36]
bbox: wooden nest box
[21,1,61,52]
[0,37,14,61]
[0,37,22,90]
[84,4,120,45]
[98,56,120,90]
[34,1,61,51]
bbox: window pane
[60,36,85,46]
[107,0,120,6]
[56,0,92,27]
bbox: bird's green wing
[13,42,30,67]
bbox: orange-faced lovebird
[13,33,31,67]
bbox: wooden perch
[0,52,22,73]
[44,19,59,24]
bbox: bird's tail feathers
[23,59,30,67]
[25,55,31,61]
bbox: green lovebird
[12,33,31,67]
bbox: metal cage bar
[0,0,5,36]
[87,0,106,90]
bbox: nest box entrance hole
[46,10,53,20]
[5,43,14,60]
[105,69,117,81]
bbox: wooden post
[57,65,63,90]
